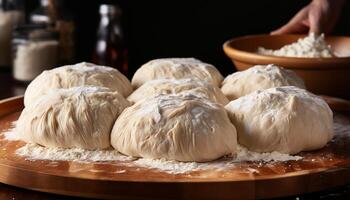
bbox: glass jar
[30,0,75,65]
[0,0,24,67]
[12,25,59,82]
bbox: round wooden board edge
[1,95,350,199]
[1,162,350,200]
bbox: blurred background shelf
[13,0,350,78]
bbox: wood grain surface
[0,96,350,199]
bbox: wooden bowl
[223,34,350,99]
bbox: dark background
[25,0,350,78]
[1,1,350,198]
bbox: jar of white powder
[12,26,59,82]
[0,0,24,67]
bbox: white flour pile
[257,33,334,58]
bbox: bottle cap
[13,24,58,41]
[99,4,121,16]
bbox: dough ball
[111,94,237,162]
[225,86,333,154]
[17,86,130,150]
[127,78,229,105]
[221,64,305,100]
[24,62,132,107]
[131,58,223,88]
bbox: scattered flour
[66,62,116,73]
[45,85,111,96]
[134,158,204,174]
[13,140,302,174]
[134,145,302,173]
[4,126,131,162]
[3,122,20,141]
[235,145,302,162]
[16,143,131,162]
[2,121,312,174]
[12,142,301,174]
[257,33,334,58]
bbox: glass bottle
[0,0,24,68]
[93,4,128,75]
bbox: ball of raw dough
[17,86,130,150]
[127,78,229,105]
[225,86,333,154]
[24,62,132,107]
[111,93,237,162]
[221,64,305,100]
[131,58,223,88]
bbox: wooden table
[1,70,350,199]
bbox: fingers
[271,22,308,35]
[271,0,341,35]
[308,4,323,34]
[271,7,309,35]
[309,16,321,34]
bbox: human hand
[271,0,345,35]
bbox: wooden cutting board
[1,96,350,199]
